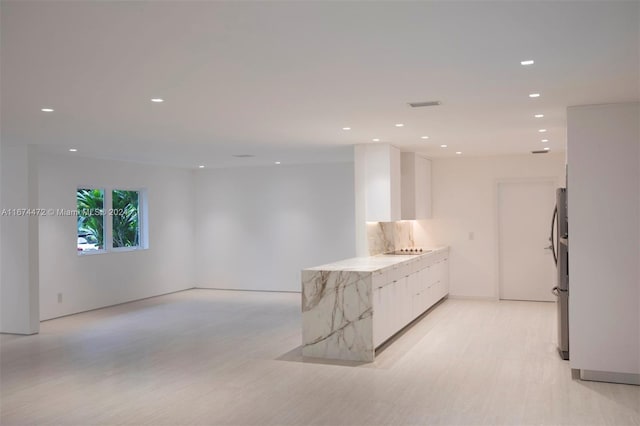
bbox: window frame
[76,186,148,256]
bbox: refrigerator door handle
[550,205,558,265]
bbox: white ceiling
[2,1,638,168]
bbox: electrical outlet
[469,231,475,241]
[57,293,63,303]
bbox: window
[112,189,140,249]
[76,187,147,255]
[77,188,105,253]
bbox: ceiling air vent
[232,154,255,158]
[408,101,441,108]
[531,150,549,154]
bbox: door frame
[494,177,560,301]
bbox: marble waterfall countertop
[301,246,449,362]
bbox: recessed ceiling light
[534,114,544,118]
[521,60,535,66]
[372,138,380,142]
[455,151,462,155]
[440,144,448,148]
[342,127,351,131]
[538,129,547,133]
[421,136,429,139]
[395,123,404,127]
[150,98,164,103]
[69,148,77,152]
[541,139,549,143]
[41,108,54,112]
[529,93,541,98]
[544,147,550,151]
[275,161,281,165]
[198,165,205,169]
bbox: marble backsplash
[367,221,415,255]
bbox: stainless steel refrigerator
[550,188,569,360]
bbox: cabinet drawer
[416,266,426,290]
[432,280,446,301]
[409,258,420,274]
[436,250,448,262]
[418,256,430,270]
[372,270,387,289]
[388,265,401,282]
[398,263,411,279]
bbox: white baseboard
[580,369,640,386]
[193,287,301,294]
[447,295,498,301]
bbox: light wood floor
[1,289,638,426]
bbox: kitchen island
[301,247,449,362]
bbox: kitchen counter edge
[304,246,449,273]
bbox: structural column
[0,143,39,334]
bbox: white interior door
[498,180,556,302]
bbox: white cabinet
[410,268,423,320]
[442,257,449,295]
[442,257,450,298]
[355,146,432,222]
[416,266,429,318]
[404,272,418,327]
[429,257,449,302]
[354,144,401,222]
[389,277,403,340]
[373,287,383,346]
[381,283,394,343]
[372,250,449,349]
[373,284,391,347]
[380,275,413,346]
[401,152,432,220]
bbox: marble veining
[393,221,415,249]
[367,221,415,255]
[367,222,394,255]
[301,270,373,361]
[302,247,448,362]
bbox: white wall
[414,153,566,299]
[568,102,639,381]
[194,163,355,292]
[38,154,195,320]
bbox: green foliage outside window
[77,188,104,249]
[112,190,139,248]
